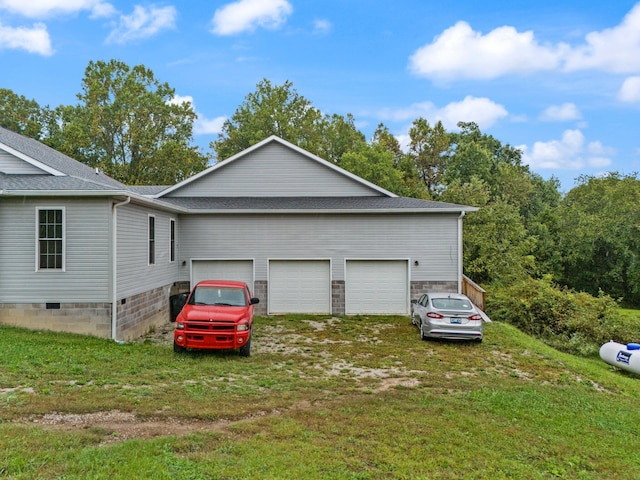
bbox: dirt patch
[26,410,226,444]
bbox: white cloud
[379,96,508,130]
[409,21,564,80]
[520,129,614,170]
[169,95,226,135]
[0,0,114,19]
[439,96,508,129]
[105,5,176,44]
[0,21,53,55]
[618,76,640,102]
[540,103,581,121]
[563,3,640,73]
[211,0,292,36]
[194,116,227,135]
[409,3,640,81]
[313,19,331,35]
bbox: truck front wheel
[239,334,252,357]
[173,340,186,353]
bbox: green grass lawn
[1,315,639,479]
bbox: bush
[486,276,640,356]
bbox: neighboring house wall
[167,142,381,197]
[0,197,113,336]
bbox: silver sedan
[411,293,483,342]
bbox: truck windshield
[190,287,247,306]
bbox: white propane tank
[599,341,640,375]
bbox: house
[0,126,477,340]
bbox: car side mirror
[250,297,260,305]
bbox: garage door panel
[269,260,331,314]
[346,260,408,315]
[192,260,254,289]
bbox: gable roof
[0,127,475,214]
[155,136,398,199]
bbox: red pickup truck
[173,280,259,356]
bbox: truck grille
[187,322,234,331]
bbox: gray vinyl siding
[178,213,459,283]
[168,142,380,198]
[116,203,180,299]
[0,151,44,174]
[0,197,111,302]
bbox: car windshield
[190,287,246,306]
[431,298,473,310]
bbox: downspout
[457,211,465,293]
[111,197,131,341]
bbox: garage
[268,260,331,314]
[191,260,254,290]
[345,260,409,315]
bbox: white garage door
[345,260,409,315]
[269,260,331,314]
[192,260,254,290]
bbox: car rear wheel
[173,340,185,353]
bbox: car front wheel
[173,340,185,353]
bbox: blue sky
[2,0,640,191]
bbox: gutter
[111,196,131,342]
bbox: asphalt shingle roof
[0,172,123,192]
[0,126,126,190]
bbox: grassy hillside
[1,316,639,479]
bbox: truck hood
[180,305,250,323]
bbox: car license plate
[450,318,462,324]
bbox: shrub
[486,276,640,356]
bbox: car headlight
[237,322,249,332]
[176,322,185,330]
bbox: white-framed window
[148,215,156,265]
[169,218,176,263]
[36,207,65,271]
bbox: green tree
[56,59,206,185]
[318,113,365,165]
[212,79,326,161]
[558,173,640,305]
[0,88,47,139]
[441,178,535,284]
[340,142,407,195]
[442,122,562,281]
[408,118,450,195]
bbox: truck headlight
[237,322,249,332]
[177,322,185,330]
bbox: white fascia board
[0,143,66,176]
[155,135,398,198]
